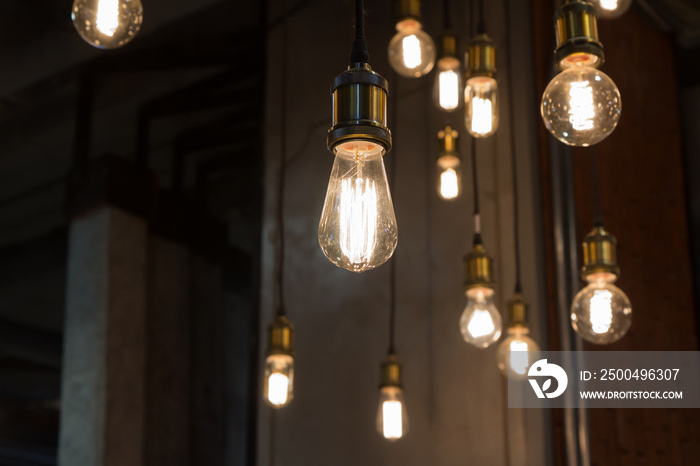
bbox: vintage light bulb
[436,126,461,200]
[460,287,502,348]
[387,18,436,78]
[72,0,143,49]
[319,140,397,273]
[497,294,540,378]
[264,353,294,408]
[433,33,462,111]
[590,0,633,19]
[541,65,621,146]
[376,355,409,441]
[571,274,631,344]
[464,33,499,137]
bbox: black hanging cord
[477,0,486,34]
[469,0,475,36]
[275,0,290,317]
[350,0,369,63]
[504,0,522,294]
[471,137,482,243]
[388,72,399,356]
[590,147,604,227]
[442,0,452,30]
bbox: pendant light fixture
[319,0,397,273]
[387,0,436,78]
[433,0,462,111]
[72,0,143,49]
[459,139,502,348]
[436,126,462,201]
[497,0,540,378]
[540,0,621,147]
[570,150,632,344]
[263,2,295,409]
[589,0,633,19]
[464,0,499,138]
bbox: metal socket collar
[327,63,392,153]
[466,33,497,79]
[267,314,295,356]
[394,0,421,23]
[438,125,459,157]
[463,239,496,290]
[581,225,620,278]
[380,353,403,388]
[554,0,604,69]
[438,31,459,60]
[507,292,529,329]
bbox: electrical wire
[590,147,604,227]
[477,0,486,33]
[275,0,289,317]
[470,136,482,240]
[350,0,369,64]
[442,0,452,30]
[388,71,399,356]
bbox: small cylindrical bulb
[72,0,143,49]
[465,77,499,138]
[460,287,502,348]
[433,57,462,111]
[497,326,541,379]
[376,386,409,441]
[263,354,294,408]
[319,140,397,273]
[571,272,632,344]
[388,19,436,78]
[436,154,461,200]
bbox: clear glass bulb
[460,287,502,348]
[590,0,633,19]
[376,386,409,441]
[571,273,632,344]
[72,0,143,49]
[387,19,436,78]
[263,354,294,408]
[541,64,621,147]
[497,327,541,379]
[436,154,461,200]
[433,57,462,111]
[319,140,397,273]
[465,77,499,137]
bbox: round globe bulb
[497,326,541,379]
[541,65,621,146]
[590,0,633,19]
[387,19,436,78]
[460,287,502,348]
[72,0,143,49]
[571,273,632,344]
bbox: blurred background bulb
[433,57,462,111]
[497,327,540,379]
[72,0,143,49]
[436,154,461,200]
[465,77,499,137]
[319,140,397,273]
[589,0,633,19]
[541,65,621,146]
[388,19,436,78]
[376,386,409,441]
[263,354,294,408]
[460,287,502,348]
[571,273,632,344]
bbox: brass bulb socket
[507,292,529,328]
[437,125,459,156]
[380,353,403,388]
[463,241,496,290]
[581,225,620,278]
[466,33,497,79]
[327,63,392,153]
[554,0,604,69]
[394,0,421,23]
[438,32,459,60]
[267,315,295,356]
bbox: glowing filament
[471,96,493,135]
[382,401,403,439]
[96,0,120,36]
[339,163,378,265]
[439,168,459,199]
[509,340,530,375]
[439,70,460,110]
[402,35,422,69]
[568,81,595,131]
[599,0,619,10]
[467,309,496,339]
[590,289,613,334]
[267,373,289,406]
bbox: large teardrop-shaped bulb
[319,140,397,273]
[571,273,632,344]
[72,0,143,49]
[459,287,502,348]
[465,77,499,138]
[376,386,409,441]
[497,327,541,379]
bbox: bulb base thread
[267,315,295,356]
[463,241,496,290]
[466,33,497,79]
[554,0,604,69]
[581,225,620,278]
[438,125,459,156]
[394,0,421,23]
[328,63,392,153]
[379,353,403,388]
[438,31,459,59]
[507,292,529,328]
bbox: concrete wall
[258,1,551,465]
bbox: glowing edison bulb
[571,273,632,344]
[72,0,143,49]
[263,354,294,408]
[590,0,633,19]
[388,19,436,78]
[460,287,502,348]
[433,57,462,111]
[497,327,541,379]
[319,141,397,273]
[436,154,461,200]
[541,65,621,146]
[465,77,499,137]
[376,386,409,441]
